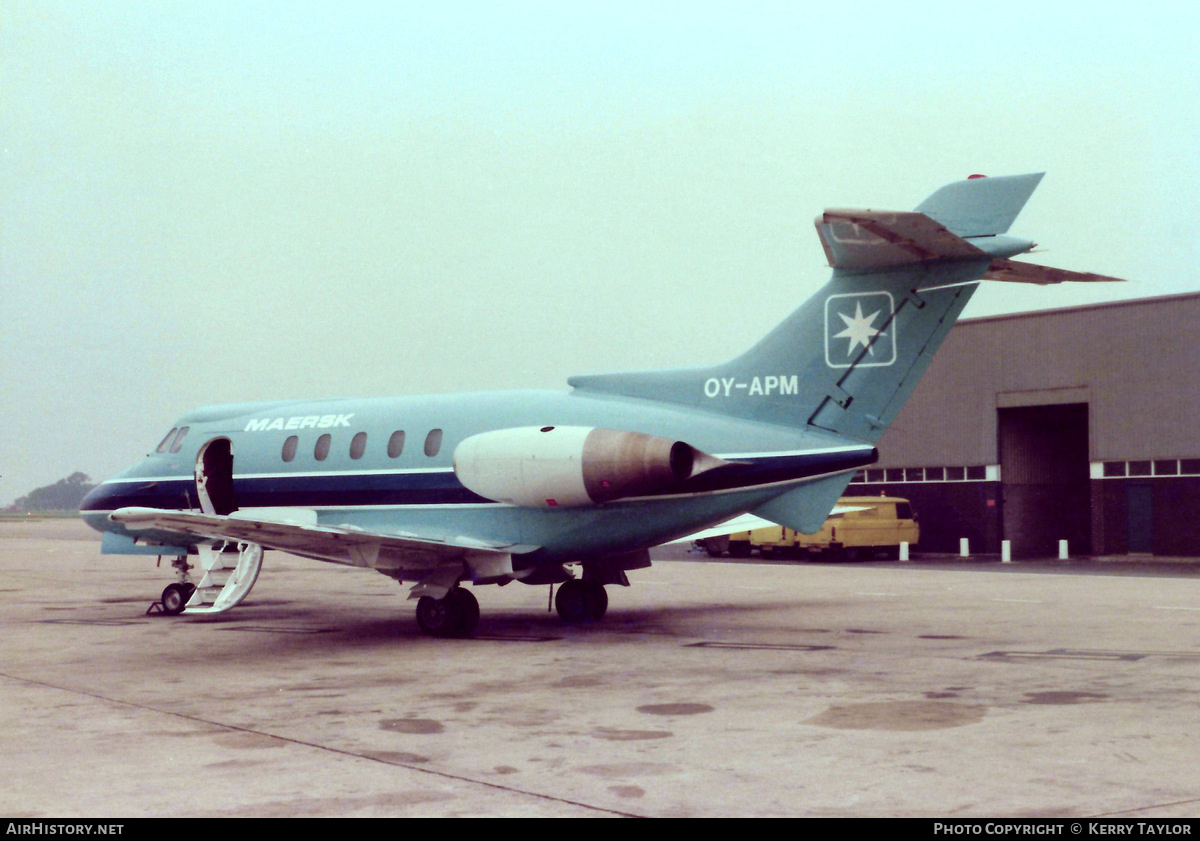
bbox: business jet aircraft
[79,173,1120,636]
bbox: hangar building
[848,292,1200,558]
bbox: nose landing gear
[159,582,197,615]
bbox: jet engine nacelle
[453,426,726,508]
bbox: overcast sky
[3,0,1199,505]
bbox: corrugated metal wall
[876,293,1200,467]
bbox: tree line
[10,472,96,512]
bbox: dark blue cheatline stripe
[234,471,491,507]
[80,478,197,513]
[80,448,876,513]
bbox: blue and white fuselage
[81,389,875,563]
[80,173,1121,635]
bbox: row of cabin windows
[281,429,443,463]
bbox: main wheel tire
[556,580,607,623]
[161,583,189,616]
[445,588,480,638]
[555,580,589,623]
[585,581,608,621]
[416,595,463,637]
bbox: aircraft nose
[78,483,118,533]
[79,483,111,513]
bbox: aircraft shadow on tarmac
[118,596,845,652]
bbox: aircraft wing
[109,507,539,587]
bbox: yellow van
[715,496,918,560]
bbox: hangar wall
[848,292,1200,557]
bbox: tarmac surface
[3,517,1200,818]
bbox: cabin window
[156,428,178,454]
[387,430,406,458]
[282,435,298,463]
[315,433,331,461]
[424,428,443,457]
[169,427,190,454]
[350,431,368,460]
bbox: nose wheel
[160,582,197,616]
[554,579,608,623]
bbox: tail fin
[569,173,1110,443]
[915,172,1043,236]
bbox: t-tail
[570,172,1121,444]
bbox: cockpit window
[168,427,190,454]
[156,428,178,454]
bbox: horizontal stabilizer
[983,258,1126,285]
[815,209,985,270]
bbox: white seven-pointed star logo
[824,291,895,368]
[834,302,886,355]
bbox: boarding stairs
[184,541,264,615]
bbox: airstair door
[194,437,237,516]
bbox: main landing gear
[415,587,480,638]
[411,579,610,637]
[554,579,608,623]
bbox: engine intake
[453,426,725,508]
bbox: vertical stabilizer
[569,174,1046,443]
[915,172,1043,237]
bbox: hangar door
[998,403,1090,558]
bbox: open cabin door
[194,437,237,516]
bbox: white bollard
[1002,540,1011,563]
[899,541,909,562]
[1059,539,1069,560]
[960,537,970,558]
